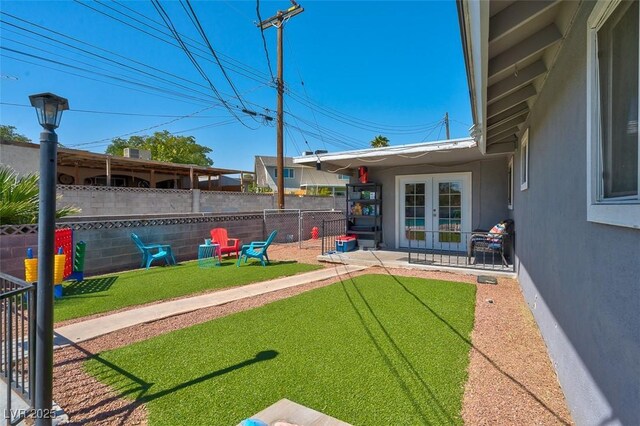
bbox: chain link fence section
[300,210,344,249]
[263,209,301,244]
[262,209,344,248]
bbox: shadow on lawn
[362,252,571,425]
[62,342,278,424]
[339,278,454,425]
[64,277,118,297]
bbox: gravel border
[53,246,573,425]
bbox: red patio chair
[209,228,241,259]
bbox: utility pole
[258,2,304,209]
[445,112,450,140]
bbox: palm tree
[0,165,80,225]
[370,135,390,148]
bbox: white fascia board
[461,0,490,154]
[293,138,476,164]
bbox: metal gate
[300,210,344,249]
[263,209,301,244]
[262,209,344,248]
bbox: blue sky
[0,1,472,172]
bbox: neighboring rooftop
[1,139,247,178]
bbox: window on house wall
[338,174,351,181]
[520,129,529,191]
[587,0,639,228]
[274,168,295,179]
[508,156,514,209]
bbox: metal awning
[293,138,495,172]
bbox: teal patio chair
[131,233,176,269]
[237,230,278,267]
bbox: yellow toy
[24,248,38,282]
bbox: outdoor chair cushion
[467,220,514,266]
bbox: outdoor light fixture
[29,91,69,426]
[28,92,69,129]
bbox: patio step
[54,264,366,348]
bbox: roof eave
[457,0,490,154]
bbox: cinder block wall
[75,215,265,276]
[58,187,193,216]
[0,233,39,279]
[199,191,273,213]
[0,210,341,279]
[57,186,345,216]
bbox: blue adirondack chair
[237,230,278,267]
[131,233,176,269]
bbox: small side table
[198,243,220,268]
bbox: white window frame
[586,0,640,229]
[338,174,350,181]
[520,129,529,191]
[508,156,514,210]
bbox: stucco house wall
[367,157,509,249]
[511,2,640,424]
[255,156,351,192]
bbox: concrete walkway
[54,264,366,348]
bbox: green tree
[370,135,390,148]
[105,131,213,166]
[0,125,31,143]
[0,166,80,225]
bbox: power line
[421,119,445,142]
[150,0,252,128]
[0,15,225,101]
[109,0,271,82]
[0,102,230,118]
[68,106,217,147]
[181,0,251,113]
[1,13,277,118]
[79,0,272,86]
[287,91,446,133]
[75,118,238,150]
[284,34,328,151]
[1,35,219,105]
[1,52,212,108]
[256,0,275,82]
[0,46,221,107]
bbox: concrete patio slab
[54,264,366,347]
[319,249,517,278]
[238,398,351,426]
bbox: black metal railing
[1,273,36,425]
[407,230,515,272]
[321,218,347,254]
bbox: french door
[398,173,471,251]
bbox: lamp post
[28,92,69,426]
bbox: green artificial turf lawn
[85,274,476,425]
[55,260,321,322]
